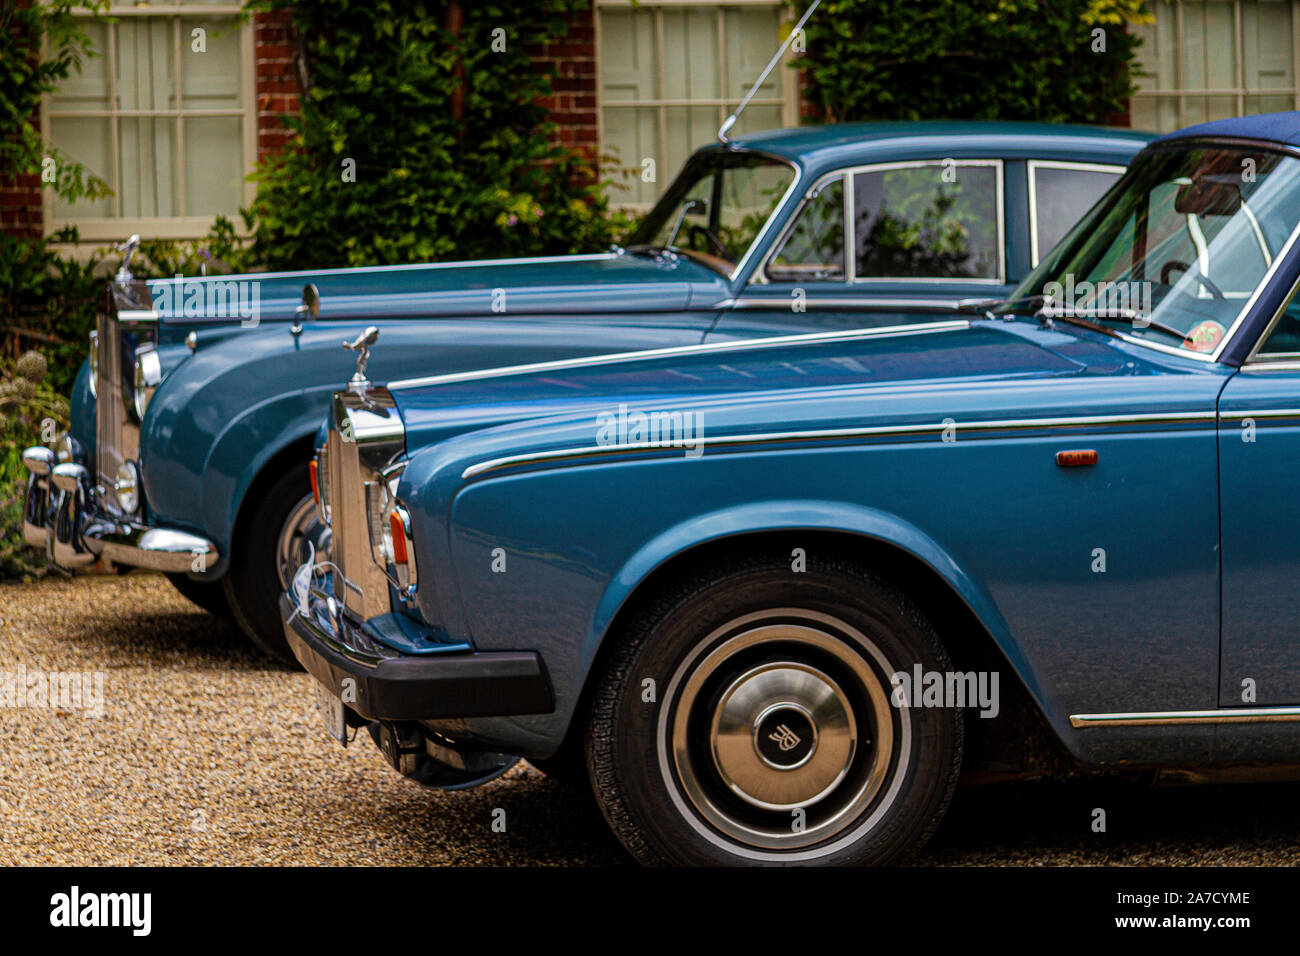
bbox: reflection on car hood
[389,317,1219,462]
[143,252,724,325]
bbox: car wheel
[586,552,962,866]
[163,572,235,621]
[222,465,328,665]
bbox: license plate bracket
[313,682,348,746]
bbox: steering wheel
[1160,260,1225,299]
[687,223,729,259]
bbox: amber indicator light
[390,512,409,564]
[1055,449,1099,468]
[309,459,319,504]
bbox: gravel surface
[2,573,1298,866]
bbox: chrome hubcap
[276,493,329,590]
[661,610,906,856]
[711,662,854,809]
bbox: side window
[853,162,1001,280]
[766,178,845,282]
[1031,164,1122,264]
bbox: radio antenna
[717,0,821,147]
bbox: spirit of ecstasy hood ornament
[342,326,380,396]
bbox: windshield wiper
[1035,305,1188,344]
[957,294,1048,317]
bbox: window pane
[767,178,844,281]
[854,164,999,279]
[184,117,243,215]
[50,118,113,220]
[119,117,178,218]
[181,18,242,110]
[1032,166,1121,264]
[49,21,110,111]
[117,19,176,113]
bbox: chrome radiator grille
[325,388,405,622]
[95,283,156,511]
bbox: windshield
[1000,143,1300,353]
[627,150,796,275]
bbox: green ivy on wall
[241,0,627,271]
[789,0,1152,125]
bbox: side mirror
[292,283,320,336]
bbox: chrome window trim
[752,169,848,286]
[1025,159,1126,267]
[852,159,1005,285]
[751,159,1007,288]
[1207,154,1300,363]
[726,157,805,283]
[388,319,970,391]
[460,409,1216,480]
[1070,706,1300,728]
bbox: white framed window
[1132,0,1300,133]
[1027,160,1125,265]
[43,2,256,241]
[596,0,800,209]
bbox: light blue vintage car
[285,112,1300,866]
[20,121,1144,664]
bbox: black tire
[222,465,319,665]
[585,551,962,866]
[528,739,594,796]
[164,572,235,621]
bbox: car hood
[142,252,725,325]
[389,318,1228,488]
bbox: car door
[1218,290,1300,706]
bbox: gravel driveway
[2,574,1298,866]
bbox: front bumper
[22,446,219,574]
[281,592,554,721]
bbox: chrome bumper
[21,445,219,574]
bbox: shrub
[791,0,1151,125]
[0,350,69,581]
[241,0,627,270]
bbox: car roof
[722,120,1153,177]
[1154,110,1300,148]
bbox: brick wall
[529,7,600,183]
[0,170,42,241]
[254,9,300,161]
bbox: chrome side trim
[387,320,970,391]
[461,409,1216,480]
[1218,407,1300,420]
[727,296,965,311]
[1070,706,1300,728]
[1026,160,1125,266]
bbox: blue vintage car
[284,111,1300,865]
[20,122,1146,663]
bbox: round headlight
[133,347,162,420]
[115,461,140,515]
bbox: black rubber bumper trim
[281,594,554,721]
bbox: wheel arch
[557,503,1066,771]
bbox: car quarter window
[1255,281,1300,358]
[1030,162,1123,265]
[853,161,1002,281]
[765,177,846,282]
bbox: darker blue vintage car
[285,112,1300,866]
[20,121,1146,663]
